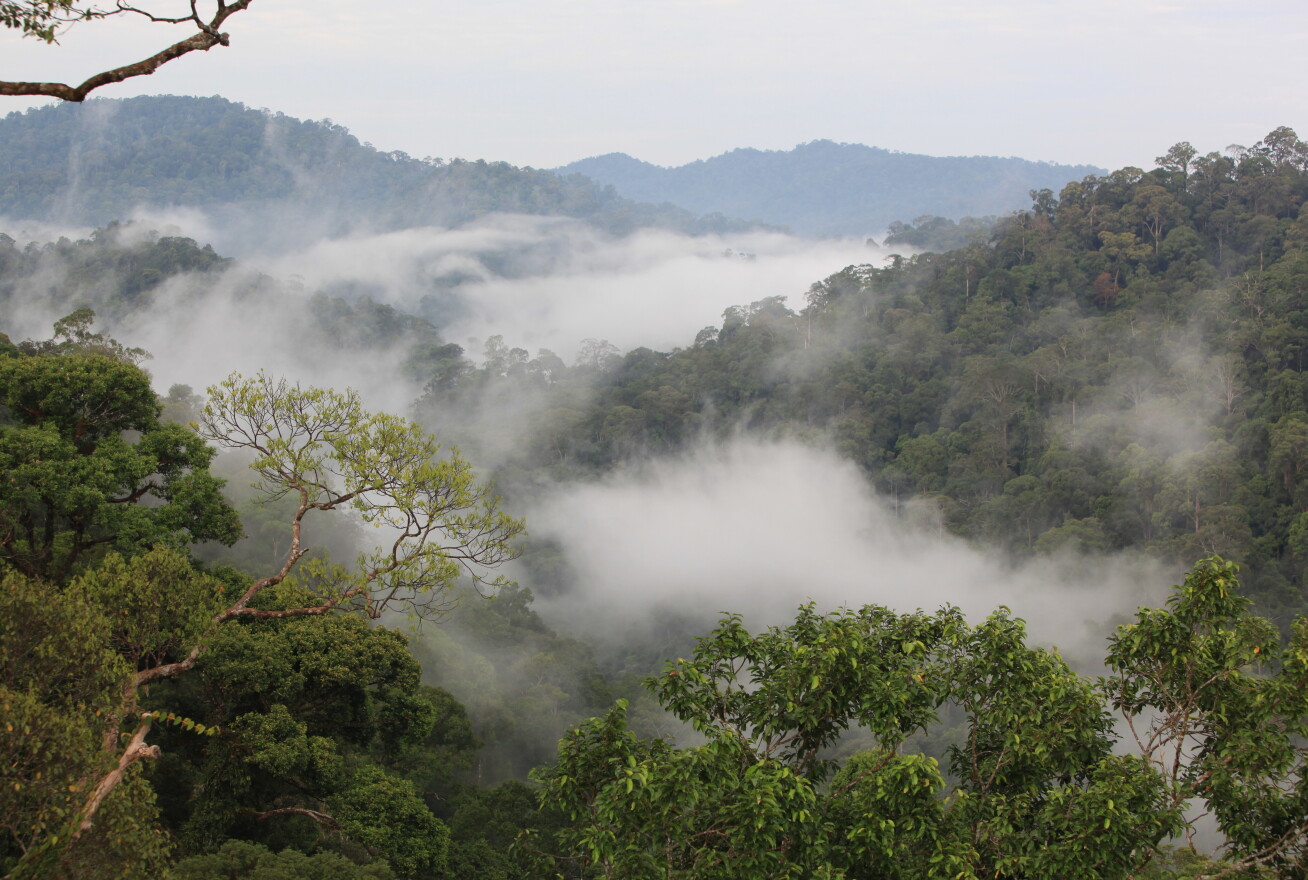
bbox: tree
[957,355,1030,478]
[172,839,396,880]
[1105,557,1308,878]
[1254,127,1308,173]
[1099,230,1151,288]
[1,560,177,879]
[1,0,100,41]
[539,557,1308,879]
[0,0,253,102]
[1,337,524,873]
[1132,183,1185,255]
[165,612,453,876]
[1156,142,1198,194]
[0,319,241,583]
[95,370,522,820]
[537,603,1184,880]
[535,605,961,880]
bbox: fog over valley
[0,98,1229,658]
[527,437,1172,660]
[246,220,887,358]
[0,208,1182,684]
[3,100,1294,667]
[0,217,883,408]
[1,206,1172,650]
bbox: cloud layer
[246,217,886,357]
[529,437,1175,665]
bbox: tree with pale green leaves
[1105,557,1308,877]
[196,370,525,624]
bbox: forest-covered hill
[5,129,1308,622]
[0,96,767,247]
[432,129,1308,624]
[555,140,1104,237]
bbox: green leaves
[649,604,957,779]
[0,0,104,43]
[141,710,219,737]
[541,702,819,880]
[826,750,974,879]
[68,547,227,672]
[0,567,165,878]
[0,343,240,582]
[1104,556,1308,876]
[200,371,525,620]
[0,348,157,442]
[173,839,398,880]
[543,599,1188,880]
[944,608,1115,795]
[0,346,519,874]
[327,766,450,879]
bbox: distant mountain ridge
[555,141,1105,237]
[0,96,768,252]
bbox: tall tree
[0,316,240,582]
[1105,557,1308,877]
[0,327,524,874]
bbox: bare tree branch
[0,0,252,101]
[72,718,159,839]
[246,806,341,830]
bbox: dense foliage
[540,557,1304,879]
[0,309,240,580]
[0,96,765,239]
[421,127,1308,622]
[0,322,524,878]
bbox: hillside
[0,96,767,249]
[436,129,1308,622]
[556,140,1105,237]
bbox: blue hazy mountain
[555,141,1105,237]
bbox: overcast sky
[2,0,1304,172]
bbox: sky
[2,0,1305,172]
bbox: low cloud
[529,436,1175,665]
[245,216,886,358]
[4,214,888,403]
[3,216,1175,667]
[0,217,95,246]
